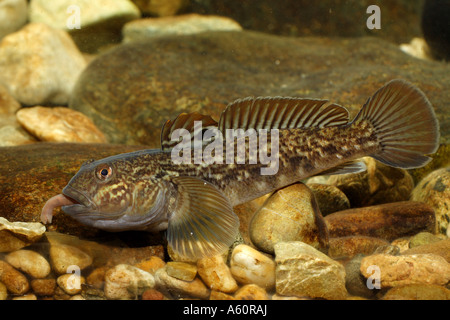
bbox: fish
[41,79,440,260]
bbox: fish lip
[61,185,97,214]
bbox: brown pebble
[142,289,165,300]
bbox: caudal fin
[354,79,440,169]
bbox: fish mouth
[61,185,97,216]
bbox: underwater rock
[317,157,414,208]
[132,0,187,16]
[141,288,166,300]
[29,0,141,53]
[134,256,166,275]
[408,232,441,248]
[402,238,450,263]
[274,241,347,300]
[31,278,56,297]
[249,183,329,254]
[0,0,27,39]
[49,243,93,274]
[0,218,46,252]
[234,284,269,300]
[57,273,86,295]
[411,168,450,235]
[154,266,210,299]
[0,282,7,300]
[0,84,21,115]
[5,250,51,279]
[327,236,390,259]
[382,284,450,300]
[165,261,197,281]
[421,0,450,60]
[104,264,155,300]
[16,106,107,143]
[0,23,87,105]
[209,290,235,300]
[0,260,29,295]
[306,183,350,216]
[0,143,147,237]
[324,201,435,241]
[197,255,238,294]
[230,244,276,291]
[344,254,377,299]
[123,14,242,43]
[360,253,450,288]
[70,31,450,147]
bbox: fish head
[61,156,172,232]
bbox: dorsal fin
[218,97,349,131]
[161,112,218,150]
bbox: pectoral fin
[167,176,239,260]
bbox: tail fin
[353,79,440,169]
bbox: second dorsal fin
[218,97,349,132]
[161,112,218,150]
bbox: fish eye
[95,164,113,181]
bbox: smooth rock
[123,14,242,43]
[5,250,51,279]
[209,290,235,300]
[0,218,46,252]
[86,267,107,289]
[0,260,29,295]
[0,23,87,105]
[0,0,27,39]
[49,243,93,274]
[409,232,441,248]
[12,293,37,300]
[134,256,166,275]
[360,253,450,287]
[57,273,86,295]
[30,278,56,296]
[0,121,36,146]
[411,168,450,235]
[234,284,269,300]
[197,255,238,293]
[165,261,197,281]
[0,143,147,237]
[132,0,187,16]
[250,183,328,254]
[70,31,450,147]
[306,183,350,216]
[16,106,107,143]
[274,241,347,300]
[324,201,436,241]
[104,264,155,300]
[229,244,276,290]
[0,84,21,115]
[328,236,390,259]
[29,0,141,53]
[154,267,210,299]
[141,288,165,300]
[321,157,414,208]
[402,238,450,263]
[0,282,7,300]
[344,255,377,299]
[382,284,450,300]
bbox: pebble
[360,253,450,287]
[134,256,166,274]
[408,232,441,248]
[49,243,93,275]
[209,290,235,300]
[0,282,7,300]
[0,260,29,295]
[411,168,450,235]
[250,183,328,254]
[402,238,450,263]
[154,267,210,299]
[327,236,390,259]
[104,264,155,300]
[0,84,21,115]
[197,255,238,293]
[122,14,242,43]
[30,279,56,297]
[57,273,86,295]
[165,262,197,281]
[322,157,414,207]
[344,255,378,299]
[274,241,347,300]
[0,23,87,105]
[86,267,107,289]
[12,293,37,300]
[0,217,46,252]
[5,250,51,279]
[306,183,350,216]
[382,284,450,300]
[229,244,275,291]
[0,0,27,39]
[141,288,165,300]
[233,284,269,300]
[324,201,435,241]
[16,107,107,143]
[29,0,140,52]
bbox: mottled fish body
[41,80,439,260]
